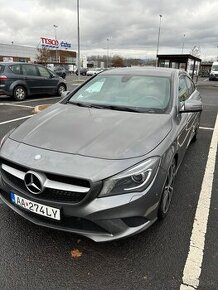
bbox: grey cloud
[0,0,218,59]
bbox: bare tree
[36,48,51,64]
[111,55,124,67]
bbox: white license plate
[10,192,60,221]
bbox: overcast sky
[0,0,218,60]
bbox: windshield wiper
[68,102,164,113]
[97,104,148,113]
[68,101,92,108]
[68,102,113,110]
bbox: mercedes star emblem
[24,171,45,194]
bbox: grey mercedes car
[0,67,202,242]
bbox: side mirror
[180,99,203,113]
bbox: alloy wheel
[158,159,176,219]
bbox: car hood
[10,103,172,160]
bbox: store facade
[0,38,76,65]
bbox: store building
[0,37,76,65]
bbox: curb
[32,104,50,114]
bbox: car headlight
[0,129,15,149]
[99,157,160,197]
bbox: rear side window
[22,64,39,76]
[0,65,5,73]
[38,66,51,78]
[9,64,22,75]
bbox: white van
[209,61,218,80]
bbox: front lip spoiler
[0,194,156,242]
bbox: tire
[13,86,27,101]
[57,84,66,96]
[158,158,176,220]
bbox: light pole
[106,37,110,68]
[53,24,58,63]
[77,0,80,79]
[156,14,162,67]
[182,34,186,54]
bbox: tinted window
[22,64,39,76]
[179,76,189,102]
[0,65,5,73]
[9,64,22,75]
[69,75,171,112]
[38,66,51,78]
[185,76,195,95]
[212,65,218,71]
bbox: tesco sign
[41,37,71,49]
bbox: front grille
[0,158,90,203]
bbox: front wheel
[158,159,176,220]
[13,86,27,101]
[57,84,66,96]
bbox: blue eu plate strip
[10,192,15,203]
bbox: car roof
[0,62,40,66]
[101,67,180,78]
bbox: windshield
[68,74,171,113]
[212,65,218,71]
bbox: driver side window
[179,76,189,102]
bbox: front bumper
[0,164,165,242]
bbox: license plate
[10,192,60,221]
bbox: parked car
[0,67,202,242]
[209,61,218,81]
[86,68,103,76]
[0,62,67,101]
[53,66,67,79]
[75,68,87,76]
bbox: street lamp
[53,24,58,63]
[77,0,81,79]
[182,34,186,54]
[106,37,110,68]
[156,14,162,67]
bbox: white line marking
[0,103,34,108]
[180,113,218,289]
[14,97,60,103]
[0,115,33,126]
[199,126,214,131]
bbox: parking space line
[0,103,34,109]
[0,115,33,126]
[199,126,214,131]
[180,113,218,289]
[14,97,61,103]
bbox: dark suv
[0,62,67,101]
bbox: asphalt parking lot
[0,76,217,290]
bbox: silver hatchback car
[0,67,202,242]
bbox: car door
[21,64,42,94]
[176,74,192,163]
[37,65,58,94]
[184,75,201,142]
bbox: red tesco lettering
[41,37,59,46]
